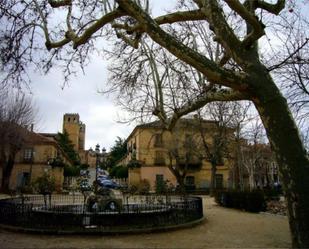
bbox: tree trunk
[174,173,185,194]
[210,162,217,196]
[252,67,309,248]
[1,156,15,192]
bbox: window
[185,176,195,186]
[215,174,223,189]
[24,148,34,162]
[156,174,164,184]
[154,151,165,165]
[154,133,163,147]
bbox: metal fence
[0,194,203,233]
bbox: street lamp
[102,147,106,169]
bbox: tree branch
[268,38,309,71]
[116,0,247,90]
[73,8,126,49]
[165,89,249,130]
[194,0,245,64]
[256,0,286,15]
[48,0,72,8]
[224,0,265,49]
[112,9,206,33]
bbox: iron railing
[0,194,203,233]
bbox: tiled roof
[135,118,217,129]
[126,118,219,141]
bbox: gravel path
[0,197,291,248]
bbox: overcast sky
[30,1,177,151]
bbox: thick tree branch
[194,0,246,65]
[48,0,72,8]
[163,89,249,130]
[112,9,205,34]
[116,0,248,90]
[224,0,265,49]
[256,0,286,15]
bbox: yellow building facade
[121,119,233,191]
[8,129,73,192]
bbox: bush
[185,184,196,192]
[110,165,128,179]
[245,190,266,212]
[127,160,142,169]
[64,164,80,177]
[127,185,138,195]
[137,179,150,194]
[215,190,266,213]
[33,173,56,195]
[155,179,169,194]
[80,164,90,170]
[263,187,282,200]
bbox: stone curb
[0,216,206,235]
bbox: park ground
[0,196,291,249]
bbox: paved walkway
[0,197,291,248]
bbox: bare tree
[162,121,203,193]
[0,90,36,191]
[196,102,235,195]
[1,0,309,247]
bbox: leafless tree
[1,0,309,247]
[164,125,203,193]
[0,89,37,191]
[196,102,237,195]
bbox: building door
[215,174,223,189]
[16,172,30,189]
[156,174,164,185]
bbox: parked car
[97,175,110,181]
[79,179,92,191]
[97,179,120,189]
[80,170,90,178]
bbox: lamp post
[102,147,106,169]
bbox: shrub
[80,164,90,170]
[245,190,266,212]
[137,179,150,194]
[127,185,138,195]
[34,173,56,195]
[127,160,142,169]
[155,179,169,194]
[263,187,282,200]
[110,165,128,179]
[64,164,80,177]
[215,190,266,213]
[48,157,65,167]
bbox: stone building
[119,119,234,191]
[62,113,97,168]
[62,113,86,152]
[7,126,73,191]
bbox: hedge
[215,190,266,213]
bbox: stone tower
[63,113,86,151]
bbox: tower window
[68,117,70,122]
